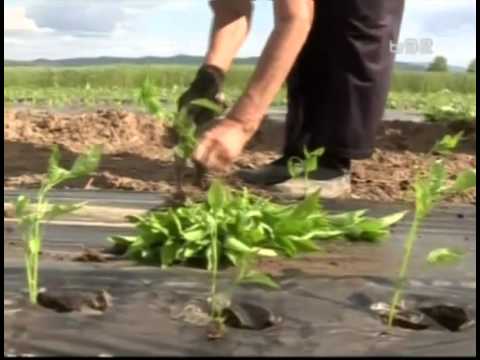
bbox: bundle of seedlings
[112,180,406,338]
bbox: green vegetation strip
[5,66,477,93]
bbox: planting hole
[172,301,281,331]
[222,302,281,330]
[371,302,473,332]
[371,302,430,331]
[37,289,112,314]
[418,305,473,332]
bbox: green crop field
[4,65,477,122]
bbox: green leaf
[207,180,228,210]
[190,99,224,115]
[15,195,31,218]
[273,236,297,257]
[182,229,207,243]
[427,248,465,265]
[328,210,368,227]
[44,202,86,221]
[161,241,180,268]
[226,252,240,266]
[432,131,464,155]
[29,238,41,254]
[109,235,137,245]
[291,192,321,219]
[429,160,449,195]
[225,237,254,254]
[415,160,449,217]
[304,156,318,173]
[450,169,476,193]
[291,229,341,241]
[309,148,325,158]
[287,157,304,179]
[238,271,280,289]
[70,146,102,178]
[47,145,70,184]
[286,235,321,251]
[108,236,138,255]
[252,248,278,257]
[377,211,408,228]
[181,242,206,260]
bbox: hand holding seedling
[193,118,257,172]
[138,79,224,196]
[177,65,227,128]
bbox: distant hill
[395,61,468,73]
[4,56,468,72]
[4,55,257,67]
[395,61,427,72]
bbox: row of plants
[5,86,476,124]
[5,65,476,93]
[13,81,476,339]
[387,90,476,123]
[3,86,287,109]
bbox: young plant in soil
[112,180,406,337]
[431,131,464,156]
[387,133,476,327]
[288,147,325,197]
[15,145,102,304]
[138,78,223,198]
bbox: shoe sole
[236,168,291,187]
[271,175,352,200]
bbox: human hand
[193,118,256,172]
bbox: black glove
[178,64,227,127]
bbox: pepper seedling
[388,133,476,327]
[15,145,102,304]
[287,147,325,197]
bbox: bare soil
[4,108,476,204]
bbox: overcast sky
[4,0,477,67]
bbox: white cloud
[4,0,477,67]
[5,6,39,32]
[4,37,26,46]
[397,0,476,66]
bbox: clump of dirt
[350,150,476,204]
[5,109,173,159]
[73,248,117,263]
[375,120,476,155]
[4,109,476,204]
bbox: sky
[4,0,477,67]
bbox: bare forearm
[229,0,314,132]
[205,0,253,72]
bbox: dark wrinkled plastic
[4,193,476,356]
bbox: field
[4,66,477,122]
[3,65,477,356]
